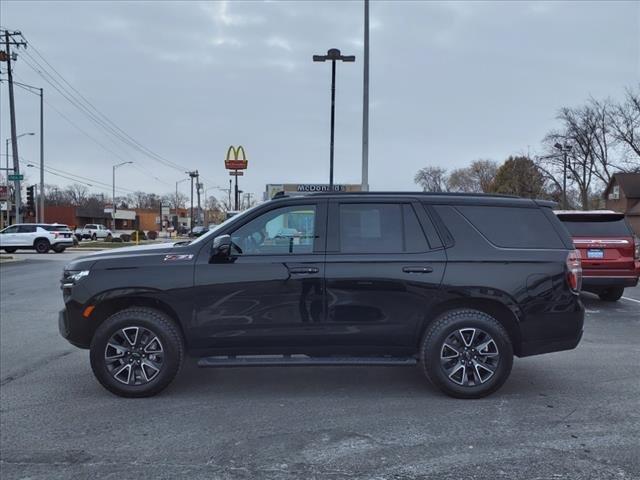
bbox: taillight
[54,232,59,238]
[566,249,582,293]
[634,235,640,261]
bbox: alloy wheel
[104,326,164,385]
[440,328,499,387]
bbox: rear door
[324,199,446,349]
[17,225,38,246]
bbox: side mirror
[210,234,232,263]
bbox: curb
[0,255,24,264]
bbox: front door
[324,200,446,350]
[0,225,20,247]
[192,200,327,351]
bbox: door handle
[289,267,319,274]
[402,266,434,274]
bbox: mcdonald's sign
[224,145,248,170]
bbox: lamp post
[112,161,132,228]
[554,143,573,209]
[313,48,355,189]
[3,132,35,226]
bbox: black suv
[59,192,584,398]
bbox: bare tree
[608,86,640,161]
[65,184,89,206]
[414,166,448,192]
[161,192,187,210]
[448,159,498,193]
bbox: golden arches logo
[224,145,248,170]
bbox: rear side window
[338,203,429,253]
[17,225,37,233]
[41,225,70,232]
[558,217,631,236]
[457,205,564,249]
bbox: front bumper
[58,308,92,349]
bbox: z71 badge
[163,254,194,262]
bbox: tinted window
[1,226,18,234]
[41,225,70,232]
[559,218,631,236]
[17,225,37,233]
[338,203,429,253]
[457,205,564,249]
[231,205,316,255]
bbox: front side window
[1,226,18,234]
[231,205,317,255]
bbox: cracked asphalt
[1,253,639,479]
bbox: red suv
[556,211,640,301]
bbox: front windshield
[186,203,265,245]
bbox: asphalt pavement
[1,252,639,479]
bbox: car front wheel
[4,247,17,253]
[598,287,624,302]
[90,307,184,397]
[420,309,513,399]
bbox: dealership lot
[1,253,639,479]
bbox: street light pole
[313,48,355,190]
[4,133,34,225]
[361,0,370,192]
[112,161,133,228]
[554,143,573,209]
[39,87,44,222]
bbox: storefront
[264,183,362,201]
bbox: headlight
[61,270,90,288]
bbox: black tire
[52,245,66,253]
[4,247,17,253]
[420,309,513,399]
[90,307,184,398]
[75,234,82,242]
[598,287,624,302]
[34,238,50,254]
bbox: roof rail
[307,191,519,199]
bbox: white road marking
[621,296,640,304]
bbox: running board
[197,355,418,368]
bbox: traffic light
[26,185,35,217]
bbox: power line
[15,34,192,173]
[7,76,176,189]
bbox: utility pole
[228,179,232,211]
[3,30,27,223]
[361,0,370,192]
[39,87,44,222]
[553,143,572,209]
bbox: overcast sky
[1,0,638,201]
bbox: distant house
[603,173,640,235]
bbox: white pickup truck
[75,224,112,241]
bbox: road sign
[7,174,23,181]
[229,171,244,176]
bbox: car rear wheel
[598,287,624,302]
[34,238,50,254]
[4,247,17,253]
[90,307,184,397]
[420,309,513,399]
[52,245,66,253]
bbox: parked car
[556,210,640,301]
[59,192,584,398]
[75,224,112,241]
[1,223,75,253]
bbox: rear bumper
[582,276,638,289]
[518,300,584,357]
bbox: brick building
[603,173,640,235]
